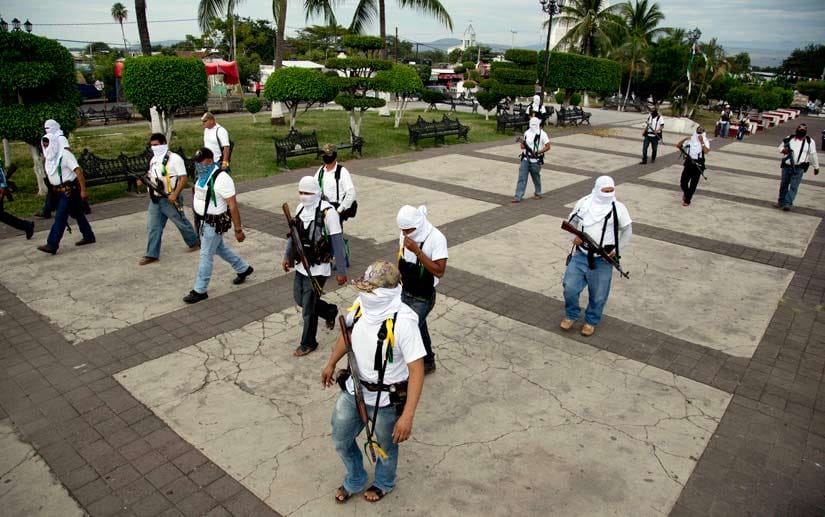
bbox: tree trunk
[274,0,287,68]
[231,12,237,62]
[622,73,633,112]
[393,96,406,128]
[3,139,11,168]
[350,110,364,137]
[164,112,175,142]
[29,144,47,196]
[120,23,128,53]
[379,0,387,59]
[134,0,152,56]
[289,104,299,129]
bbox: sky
[3,0,823,66]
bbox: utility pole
[511,30,517,49]
[416,43,420,62]
[395,27,399,64]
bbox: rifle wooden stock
[560,220,630,279]
[282,202,323,296]
[340,315,370,426]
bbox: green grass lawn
[3,108,512,218]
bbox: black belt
[360,379,407,393]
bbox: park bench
[602,95,647,112]
[78,105,133,126]
[433,93,479,113]
[556,106,591,126]
[77,146,194,191]
[273,128,365,167]
[496,111,530,133]
[175,104,209,118]
[408,114,470,146]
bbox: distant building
[259,61,325,85]
[448,23,477,54]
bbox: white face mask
[151,144,168,161]
[299,193,320,206]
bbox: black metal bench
[273,128,365,167]
[78,105,133,126]
[433,94,479,114]
[77,146,194,192]
[556,106,592,126]
[496,112,529,133]
[408,115,470,146]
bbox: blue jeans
[641,135,659,163]
[778,166,805,207]
[563,251,614,326]
[514,159,542,200]
[719,121,729,138]
[193,223,249,294]
[331,390,400,494]
[46,190,95,249]
[145,197,199,259]
[293,273,336,350]
[736,125,746,140]
[402,291,435,365]
[0,198,30,232]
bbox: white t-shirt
[645,115,663,136]
[529,94,546,114]
[314,164,357,211]
[148,152,187,192]
[344,303,426,407]
[684,132,710,160]
[398,226,449,287]
[778,136,820,169]
[522,129,550,163]
[568,199,632,247]
[203,124,230,162]
[193,167,235,216]
[295,200,342,278]
[46,149,79,186]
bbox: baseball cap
[192,147,214,162]
[352,260,400,292]
[201,112,215,122]
[321,143,337,155]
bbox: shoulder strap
[205,168,223,208]
[373,312,399,371]
[317,166,325,190]
[612,203,620,258]
[335,164,343,202]
[215,125,224,151]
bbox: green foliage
[462,61,475,71]
[797,80,825,102]
[554,91,564,104]
[244,97,263,114]
[342,35,385,51]
[0,32,80,145]
[570,92,582,106]
[728,52,751,74]
[539,51,621,94]
[708,75,740,102]
[468,70,482,82]
[325,58,393,73]
[474,90,501,111]
[633,37,689,103]
[421,90,445,104]
[490,61,520,71]
[453,65,466,74]
[489,80,534,99]
[726,85,794,111]
[263,67,337,103]
[374,65,424,95]
[413,64,432,83]
[122,56,208,118]
[463,80,477,89]
[479,79,495,89]
[504,49,538,66]
[334,94,386,110]
[781,44,825,78]
[490,67,537,85]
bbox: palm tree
[134,0,152,55]
[111,3,129,53]
[198,0,244,61]
[552,0,622,56]
[618,0,665,44]
[612,34,649,110]
[349,0,452,59]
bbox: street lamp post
[24,19,32,33]
[11,18,21,31]
[0,19,8,32]
[539,0,563,101]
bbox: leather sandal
[335,486,353,504]
[363,485,387,502]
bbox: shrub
[504,49,538,67]
[555,91,564,104]
[462,61,475,72]
[490,67,537,85]
[570,92,582,106]
[421,90,445,104]
[797,80,825,102]
[463,80,477,89]
[539,51,621,93]
[342,35,384,52]
[244,97,262,113]
[263,67,337,128]
[454,65,466,74]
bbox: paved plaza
[1,112,824,516]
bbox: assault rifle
[644,117,663,143]
[339,315,384,463]
[282,202,324,295]
[678,146,707,180]
[127,172,181,209]
[781,136,797,170]
[561,220,630,279]
[516,135,544,165]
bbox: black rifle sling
[203,168,223,213]
[317,164,344,205]
[366,312,399,451]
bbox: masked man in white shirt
[139,133,200,265]
[512,116,551,203]
[676,126,711,206]
[314,143,357,224]
[561,176,632,337]
[282,176,348,357]
[640,107,664,164]
[183,148,253,304]
[776,123,820,211]
[321,260,425,504]
[36,119,73,219]
[201,112,232,172]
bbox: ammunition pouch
[335,369,409,415]
[201,211,232,234]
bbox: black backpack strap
[612,203,620,259]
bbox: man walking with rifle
[138,133,200,265]
[775,123,819,211]
[560,176,632,337]
[640,107,664,164]
[676,125,711,207]
[321,260,425,504]
[282,176,348,357]
[512,116,551,203]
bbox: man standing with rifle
[138,133,200,265]
[676,125,711,207]
[560,176,632,337]
[775,123,819,211]
[282,176,348,357]
[512,116,551,203]
[321,260,425,504]
[640,107,664,165]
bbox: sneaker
[424,362,437,375]
[37,244,57,255]
[25,222,34,240]
[232,265,254,285]
[183,290,208,304]
[325,306,339,330]
[139,257,159,266]
[75,238,96,246]
[187,243,201,252]
[639,161,647,165]
[581,323,596,337]
[782,205,791,211]
[560,319,575,331]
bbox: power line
[34,18,198,27]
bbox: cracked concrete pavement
[478,144,641,173]
[117,293,729,516]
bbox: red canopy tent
[114,60,240,85]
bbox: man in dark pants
[676,125,711,207]
[640,107,663,164]
[396,205,448,374]
[0,163,34,239]
[282,176,348,357]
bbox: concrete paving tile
[553,132,679,157]
[478,143,640,173]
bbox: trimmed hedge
[334,94,386,110]
[325,58,393,73]
[123,56,208,119]
[244,97,263,114]
[263,67,337,104]
[797,80,825,102]
[490,61,521,71]
[727,85,794,111]
[342,35,384,51]
[475,90,501,111]
[490,67,537,85]
[421,90,445,104]
[539,51,621,94]
[374,65,424,95]
[504,49,538,66]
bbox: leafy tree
[612,34,649,110]
[553,0,623,56]
[263,67,336,129]
[288,23,350,59]
[111,3,129,52]
[349,0,453,60]
[474,90,500,120]
[632,35,688,104]
[728,52,751,74]
[797,80,825,102]
[0,32,80,194]
[781,44,825,78]
[135,0,152,55]
[375,64,424,127]
[85,42,114,56]
[244,97,263,122]
[122,56,209,139]
[413,64,431,83]
[540,51,621,101]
